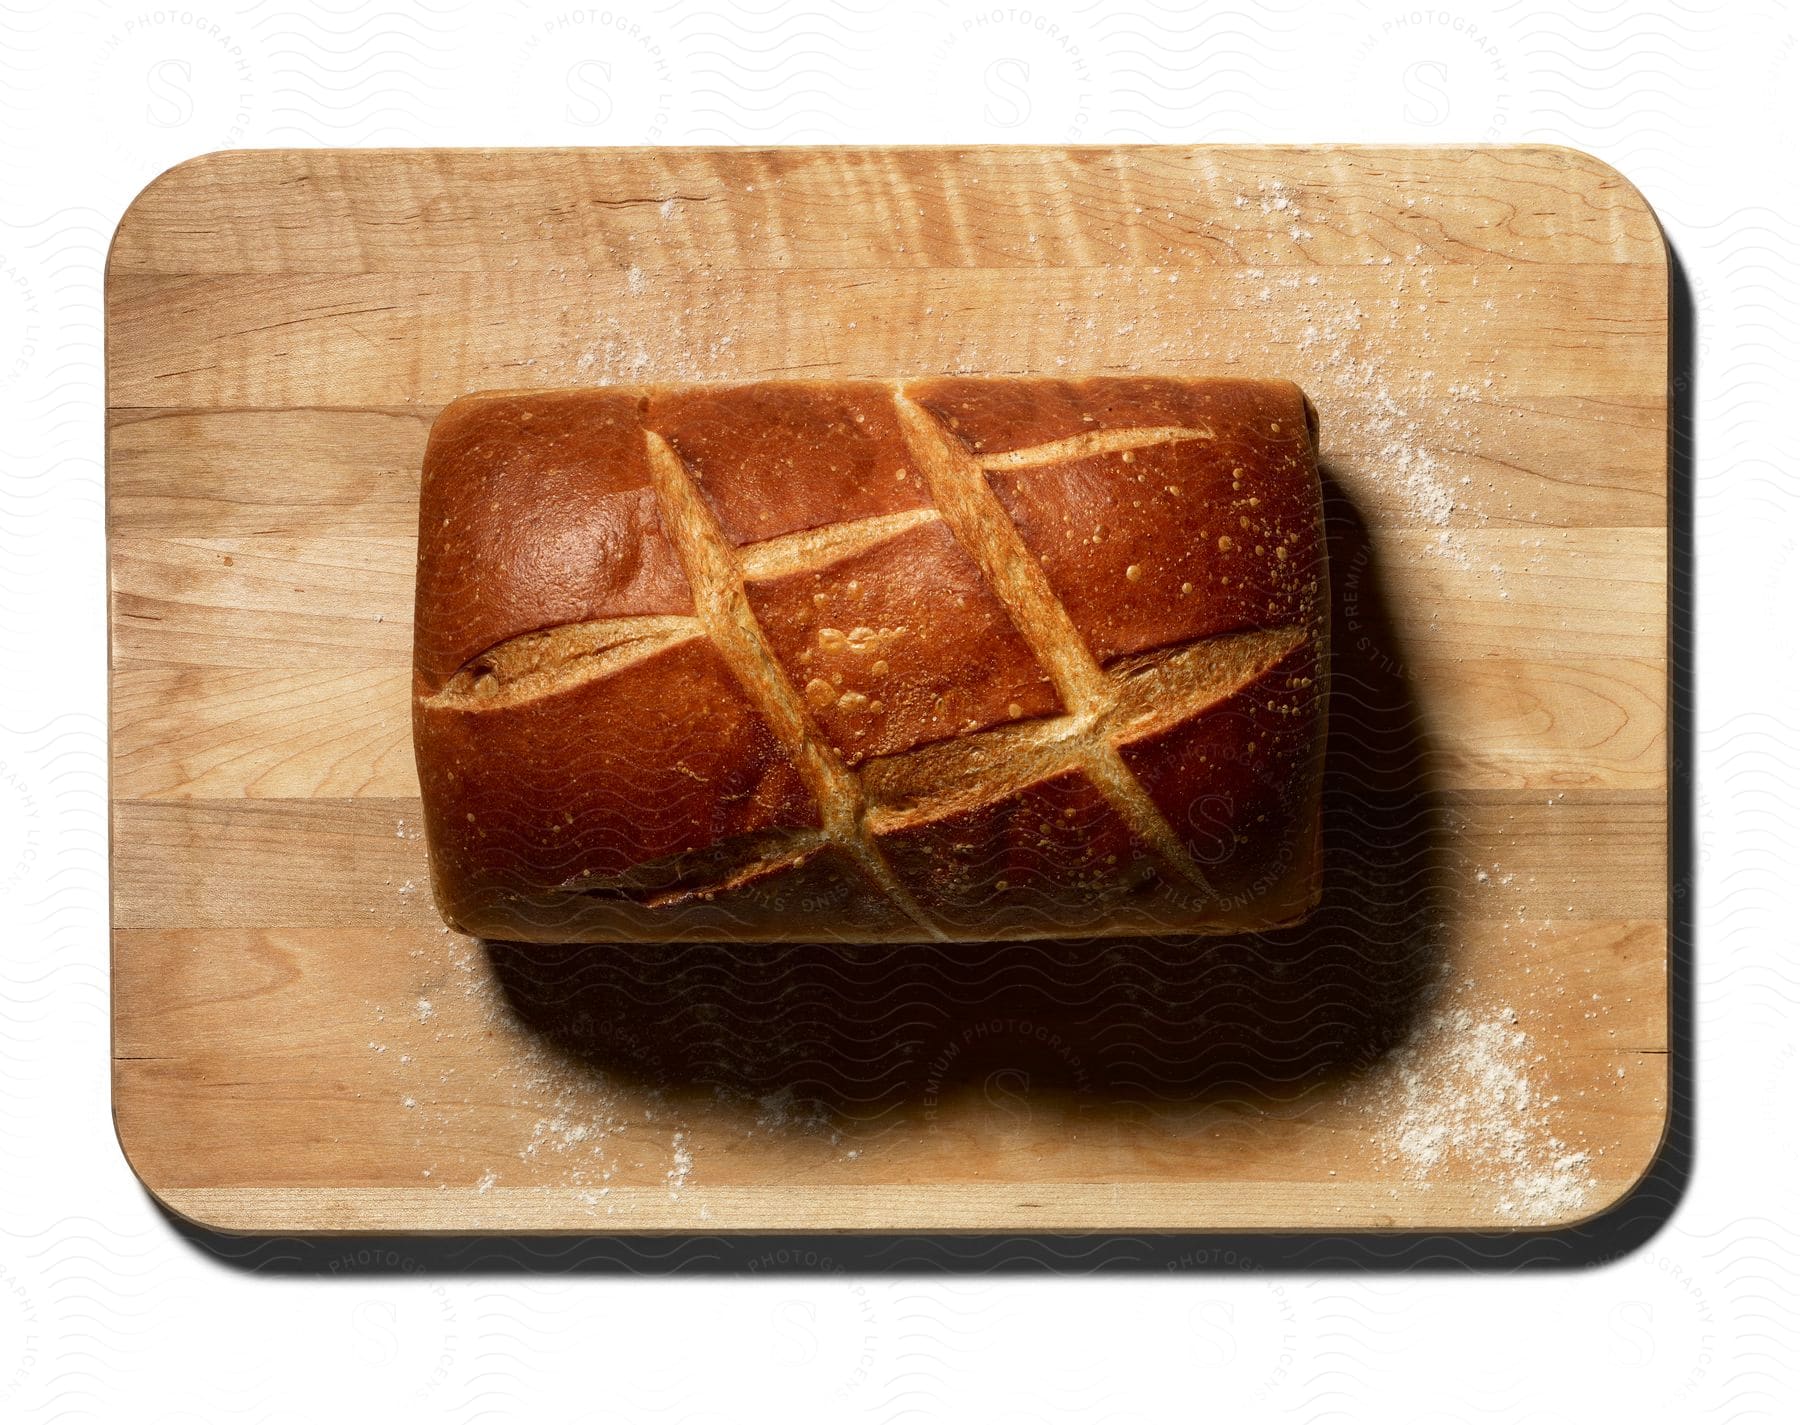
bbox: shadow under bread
[483,467,1447,1127]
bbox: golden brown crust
[414,390,693,691]
[744,517,1062,766]
[908,375,1256,454]
[415,636,821,934]
[1114,638,1326,923]
[870,765,1185,939]
[979,390,1321,664]
[654,380,932,545]
[413,376,1329,942]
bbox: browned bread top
[414,390,693,689]
[413,375,1328,943]
[655,380,933,545]
[914,376,1320,660]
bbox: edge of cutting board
[106,143,1673,1238]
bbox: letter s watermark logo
[982,57,1031,127]
[1190,1299,1238,1367]
[565,59,614,126]
[1609,1300,1657,1367]
[145,58,194,127]
[983,1066,1032,1126]
[1400,59,1451,126]
[772,1299,819,1366]
[351,1300,400,1366]
[1181,791,1237,867]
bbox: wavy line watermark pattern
[0,0,1791,1419]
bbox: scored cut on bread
[413,376,1329,943]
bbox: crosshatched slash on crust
[412,376,1328,940]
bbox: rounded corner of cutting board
[1512,143,1670,273]
[107,148,260,289]
[1568,1073,1676,1235]
[110,1093,232,1236]
[1489,1052,1675,1238]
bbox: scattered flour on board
[523,171,1492,577]
[368,175,1557,1215]
[1220,184,1494,568]
[666,1132,693,1197]
[1354,997,1596,1222]
[368,927,863,1218]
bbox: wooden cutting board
[107,146,1668,1234]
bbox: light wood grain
[109,792,1665,928]
[107,656,1664,802]
[108,146,1668,1234]
[106,265,1666,413]
[106,148,1665,274]
[113,910,1664,1221]
[107,402,1667,533]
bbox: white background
[2,0,1796,1419]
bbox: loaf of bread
[413,376,1328,943]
